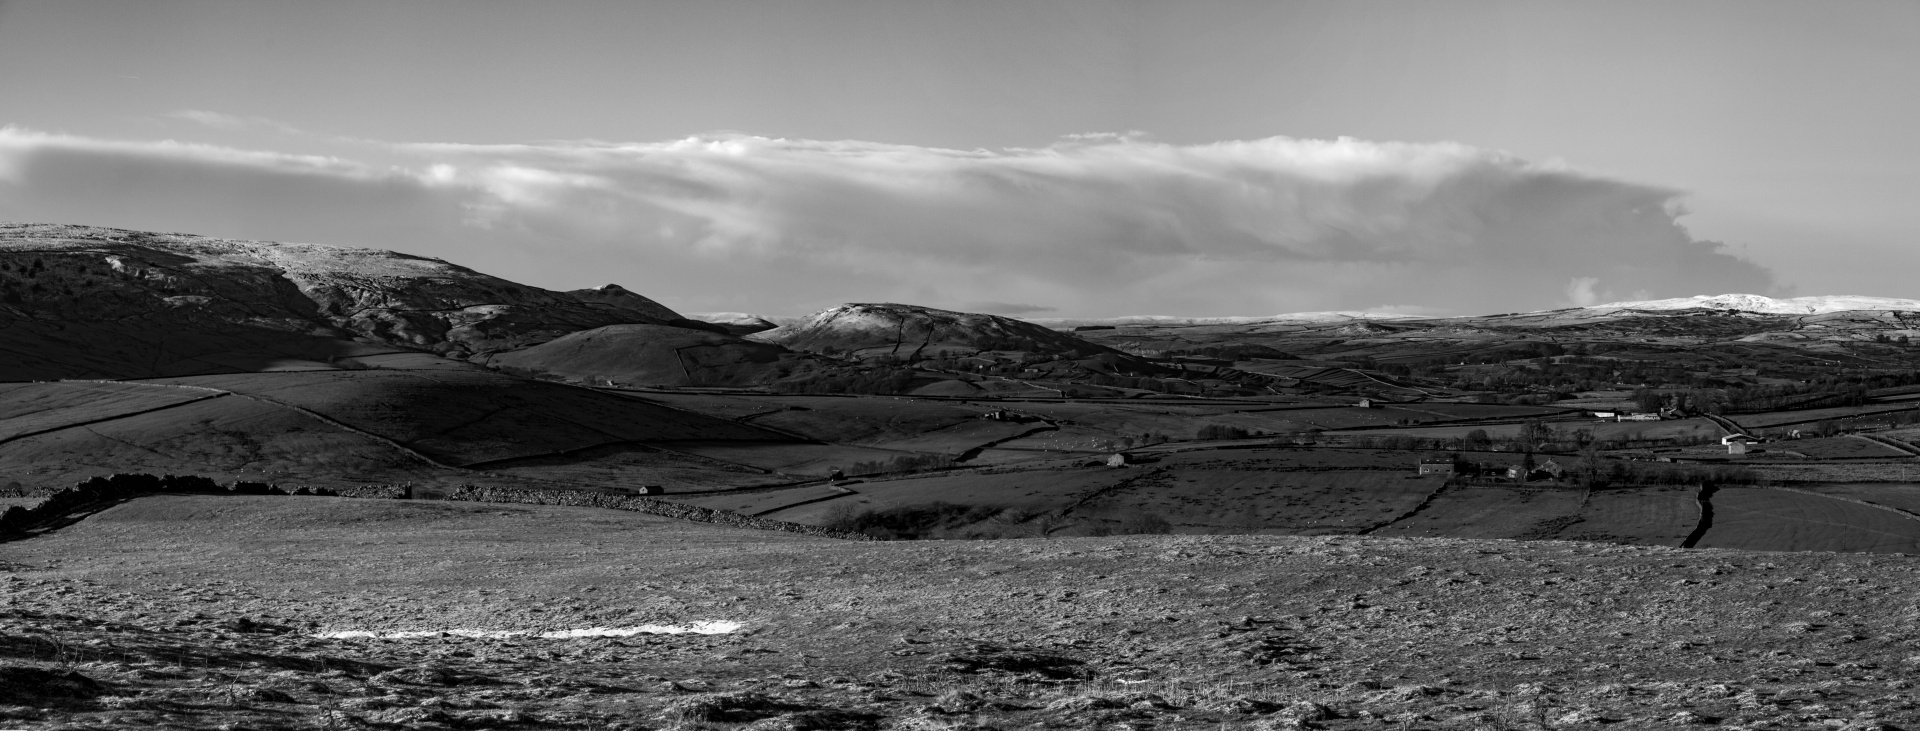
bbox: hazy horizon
[3,1,1916,318]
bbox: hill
[486,323,816,388]
[0,369,799,494]
[752,302,1121,359]
[1585,293,1920,315]
[0,223,695,379]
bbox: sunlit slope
[485,323,803,387]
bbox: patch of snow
[1583,294,1920,315]
[1027,311,1429,327]
[314,621,743,640]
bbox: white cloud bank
[0,125,1779,317]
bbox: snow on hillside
[1026,311,1428,327]
[1586,294,1920,315]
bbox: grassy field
[0,381,219,441]
[760,467,1137,526]
[1339,417,1722,443]
[669,485,853,516]
[660,440,934,477]
[0,394,451,492]
[465,443,778,492]
[1369,486,1587,540]
[1725,403,1920,430]
[1073,470,1443,535]
[145,370,787,465]
[1695,487,1920,553]
[617,390,797,420]
[1559,487,1698,546]
[740,396,992,444]
[1801,483,1920,514]
[1772,436,1911,459]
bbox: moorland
[4,223,1920,729]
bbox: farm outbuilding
[1106,453,1135,468]
[1417,457,1455,475]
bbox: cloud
[1563,277,1601,307]
[0,126,1781,317]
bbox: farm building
[1105,453,1135,468]
[1535,459,1565,480]
[1722,434,1760,455]
[1357,398,1377,408]
[1417,457,1455,475]
[1592,411,1616,419]
[1616,413,1661,422]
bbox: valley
[7,224,1920,728]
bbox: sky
[0,0,1915,318]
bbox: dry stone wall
[441,485,874,541]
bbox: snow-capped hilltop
[1587,294,1920,315]
[751,302,1118,357]
[1026,311,1428,328]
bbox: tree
[1463,429,1492,450]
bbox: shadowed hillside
[0,223,693,378]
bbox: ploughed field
[5,495,1920,729]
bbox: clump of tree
[821,501,1006,540]
[1196,424,1256,440]
[841,453,953,477]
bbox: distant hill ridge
[750,302,1120,358]
[1582,294,1920,315]
[0,223,690,379]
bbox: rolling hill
[751,302,1121,359]
[0,223,696,379]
